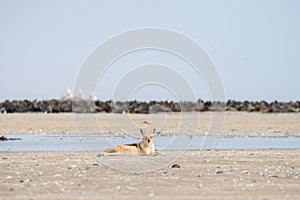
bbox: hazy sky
[1,0,299,101]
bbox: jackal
[104,129,159,155]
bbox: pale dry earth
[0,150,300,200]
[0,112,299,137]
[0,113,300,199]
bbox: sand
[0,112,300,199]
[0,112,299,137]
[1,150,300,199]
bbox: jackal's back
[104,143,140,154]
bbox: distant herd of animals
[0,99,299,113]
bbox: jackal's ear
[153,128,156,135]
[140,128,145,136]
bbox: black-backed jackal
[104,129,159,155]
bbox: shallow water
[0,134,300,152]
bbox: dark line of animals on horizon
[0,99,299,114]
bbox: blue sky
[1,0,299,101]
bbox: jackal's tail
[104,147,117,153]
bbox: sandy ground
[1,150,300,199]
[0,113,300,199]
[0,112,299,137]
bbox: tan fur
[104,129,159,155]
